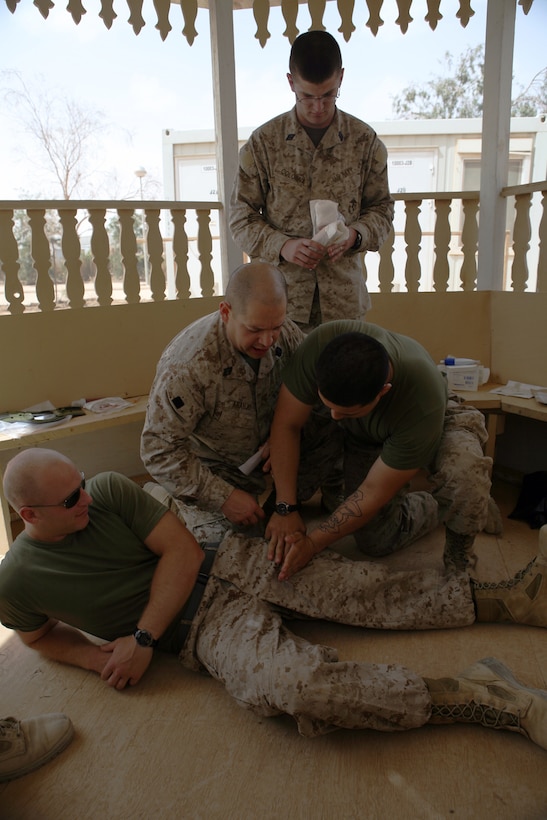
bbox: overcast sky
[0,0,545,199]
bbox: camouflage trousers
[152,406,344,543]
[344,398,492,556]
[178,532,475,737]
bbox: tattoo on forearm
[317,489,365,534]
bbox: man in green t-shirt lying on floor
[1,448,546,749]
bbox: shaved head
[224,262,287,315]
[3,448,75,510]
[220,263,289,359]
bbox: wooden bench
[2,386,546,550]
[0,396,149,552]
[457,384,547,460]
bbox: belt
[177,542,220,650]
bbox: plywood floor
[1,480,546,820]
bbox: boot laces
[471,557,536,591]
[431,701,520,729]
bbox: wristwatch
[133,628,158,648]
[275,501,300,516]
[351,230,362,251]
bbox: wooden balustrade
[502,181,547,292]
[0,200,222,314]
[0,184,546,314]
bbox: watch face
[275,502,297,516]
[134,629,156,647]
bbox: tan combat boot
[0,713,74,782]
[472,524,547,627]
[425,657,547,750]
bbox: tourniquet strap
[177,542,220,649]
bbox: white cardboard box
[437,363,488,391]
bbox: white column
[477,0,517,290]
[209,0,244,292]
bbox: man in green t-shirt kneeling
[266,322,495,581]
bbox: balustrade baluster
[125,0,145,35]
[171,209,191,298]
[433,199,451,292]
[88,208,112,306]
[460,198,478,291]
[154,0,173,41]
[253,0,270,47]
[59,209,84,308]
[538,191,547,292]
[28,209,55,311]
[457,0,475,27]
[404,200,421,292]
[511,193,531,292]
[180,0,198,45]
[0,210,24,314]
[118,209,140,303]
[98,0,116,28]
[196,209,215,297]
[365,0,384,35]
[337,0,356,40]
[425,0,442,30]
[395,0,412,33]
[147,209,166,302]
[378,225,395,293]
[281,0,298,41]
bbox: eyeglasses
[294,88,340,107]
[26,473,86,510]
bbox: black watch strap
[351,230,362,251]
[134,628,158,648]
[275,501,300,516]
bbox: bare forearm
[138,548,203,639]
[308,487,375,552]
[22,623,106,674]
[270,424,301,502]
[308,462,420,553]
[276,494,375,583]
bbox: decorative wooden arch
[3,0,537,44]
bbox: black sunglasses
[26,473,86,510]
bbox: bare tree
[512,67,547,117]
[392,45,547,120]
[2,70,107,199]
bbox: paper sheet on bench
[83,397,133,413]
[490,381,547,402]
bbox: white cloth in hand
[310,199,349,246]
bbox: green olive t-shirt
[0,472,170,644]
[282,320,448,471]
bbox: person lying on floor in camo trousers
[1,448,546,750]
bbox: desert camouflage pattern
[344,399,492,554]
[141,312,305,512]
[179,534,475,737]
[229,107,394,326]
[143,408,344,544]
[178,532,475,736]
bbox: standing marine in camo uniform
[266,321,496,581]
[229,30,394,332]
[141,262,342,541]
